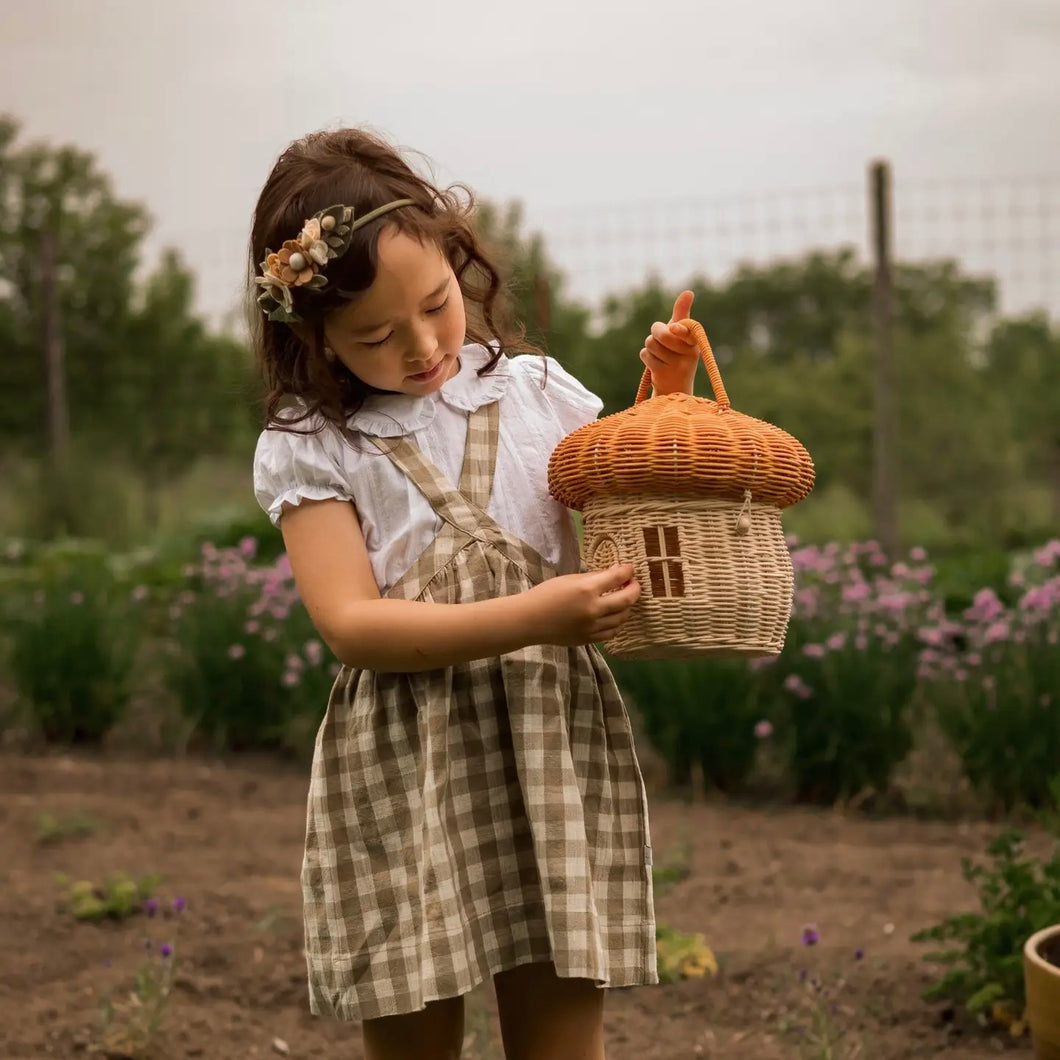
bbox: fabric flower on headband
[255,199,414,323]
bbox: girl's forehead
[332,231,450,329]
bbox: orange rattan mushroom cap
[547,320,816,512]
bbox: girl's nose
[406,324,438,366]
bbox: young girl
[250,127,700,1060]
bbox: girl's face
[323,229,466,396]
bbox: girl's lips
[408,359,445,383]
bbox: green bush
[163,539,335,752]
[610,656,765,794]
[765,540,929,803]
[3,560,141,743]
[925,541,1060,811]
[776,627,919,804]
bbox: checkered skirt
[302,401,657,1021]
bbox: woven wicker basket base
[582,494,794,661]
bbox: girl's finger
[645,336,692,365]
[599,580,640,614]
[649,322,697,355]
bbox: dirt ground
[0,750,1035,1060]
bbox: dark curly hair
[248,128,534,431]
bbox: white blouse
[253,344,603,594]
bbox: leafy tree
[0,115,257,536]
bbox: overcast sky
[3,0,1059,320]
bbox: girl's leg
[362,995,465,1060]
[493,961,605,1060]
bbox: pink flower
[841,581,871,604]
[983,621,1010,645]
[227,644,245,660]
[1033,540,1060,567]
[783,674,814,699]
[244,620,259,635]
[918,627,945,647]
[131,585,149,602]
[282,671,300,688]
[909,547,927,562]
[826,632,846,652]
[239,536,258,559]
[967,589,1004,623]
[803,644,826,659]
[754,720,773,739]
[304,640,324,666]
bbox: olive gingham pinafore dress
[301,400,657,1021]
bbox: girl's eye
[428,297,449,315]
[361,334,392,349]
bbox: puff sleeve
[514,355,603,435]
[253,423,352,527]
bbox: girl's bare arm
[280,498,639,673]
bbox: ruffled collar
[346,343,510,437]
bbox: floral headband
[254,198,415,322]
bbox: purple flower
[855,949,864,960]
[143,898,159,917]
[173,897,186,914]
[160,943,173,958]
[801,924,820,946]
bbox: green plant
[651,837,692,898]
[773,542,929,803]
[924,541,1060,811]
[91,945,176,1059]
[36,810,102,844]
[57,871,161,921]
[164,541,333,752]
[4,560,141,743]
[655,923,718,982]
[90,897,187,1059]
[610,656,765,793]
[778,964,874,1060]
[778,631,918,803]
[911,821,1060,1026]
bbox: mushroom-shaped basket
[547,319,815,660]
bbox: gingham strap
[456,399,499,511]
[367,402,499,540]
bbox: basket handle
[635,318,730,409]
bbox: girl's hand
[639,289,699,396]
[522,563,641,646]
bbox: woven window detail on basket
[642,526,685,598]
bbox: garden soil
[0,751,1035,1059]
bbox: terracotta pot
[1025,925,1060,1059]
